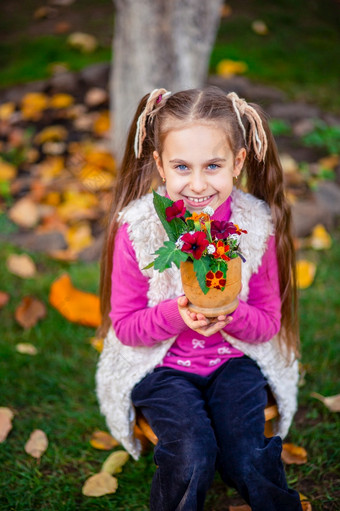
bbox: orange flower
[213,240,231,261]
[206,270,226,289]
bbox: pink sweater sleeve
[224,235,282,343]
[109,224,188,346]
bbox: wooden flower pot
[180,257,241,317]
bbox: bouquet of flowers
[145,191,247,295]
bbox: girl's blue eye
[176,164,188,171]
[207,164,219,170]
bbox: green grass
[0,227,339,510]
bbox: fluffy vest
[96,188,299,460]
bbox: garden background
[0,0,339,509]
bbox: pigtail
[98,89,170,337]
[243,104,299,357]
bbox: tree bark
[111,0,223,163]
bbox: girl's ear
[153,151,165,180]
[233,148,246,178]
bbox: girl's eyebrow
[169,157,227,164]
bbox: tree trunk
[111,0,223,163]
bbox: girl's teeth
[188,196,211,203]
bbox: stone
[47,72,79,94]
[291,195,334,238]
[4,231,67,253]
[0,81,46,105]
[268,102,320,121]
[80,63,110,89]
[78,233,104,262]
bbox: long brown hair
[99,87,299,356]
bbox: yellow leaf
[296,260,316,289]
[36,156,65,182]
[49,93,74,109]
[24,429,48,459]
[310,392,340,412]
[0,160,17,181]
[65,221,94,252]
[90,336,104,353]
[85,151,116,173]
[0,102,15,121]
[93,111,110,135]
[34,126,68,145]
[49,273,101,327]
[0,407,14,443]
[16,343,38,355]
[309,224,332,250]
[9,197,40,228]
[281,443,307,465]
[15,296,47,329]
[78,165,115,191]
[21,92,49,120]
[82,472,118,497]
[6,254,37,278]
[318,154,339,170]
[57,190,98,222]
[216,59,248,77]
[90,430,119,450]
[101,450,129,475]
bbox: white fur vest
[96,188,299,460]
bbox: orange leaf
[24,429,48,459]
[90,430,119,450]
[0,407,14,442]
[49,273,101,327]
[21,92,49,120]
[301,501,312,511]
[281,443,307,465]
[49,94,74,109]
[0,160,17,181]
[93,111,110,135]
[0,291,10,309]
[15,296,46,329]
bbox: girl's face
[153,123,246,213]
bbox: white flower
[207,244,216,254]
[175,236,184,249]
[203,206,214,216]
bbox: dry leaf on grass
[301,501,312,511]
[90,430,119,450]
[15,296,46,329]
[216,59,248,78]
[82,472,118,497]
[90,337,104,353]
[24,429,48,458]
[281,443,307,465]
[311,392,340,412]
[16,343,38,355]
[229,505,251,511]
[49,273,101,327]
[6,254,36,278]
[0,407,14,442]
[9,197,40,228]
[296,260,316,289]
[0,160,17,181]
[309,224,332,250]
[0,291,10,308]
[101,450,129,475]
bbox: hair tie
[134,88,171,159]
[227,92,268,162]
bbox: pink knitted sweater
[110,196,281,376]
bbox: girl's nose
[190,171,207,194]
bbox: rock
[80,63,110,89]
[207,75,286,103]
[268,102,320,122]
[0,81,46,105]
[291,195,334,237]
[292,119,315,137]
[78,233,104,262]
[4,231,67,252]
[315,181,340,221]
[48,72,79,94]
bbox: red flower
[206,270,227,289]
[211,221,237,239]
[213,240,231,261]
[165,200,186,222]
[180,231,209,259]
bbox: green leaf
[153,241,187,272]
[193,256,211,295]
[152,190,187,242]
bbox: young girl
[96,86,302,511]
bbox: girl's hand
[177,296,233,337]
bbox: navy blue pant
[132,356,302,511]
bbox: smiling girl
[96,87,302,511]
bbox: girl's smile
[153,123,246,213]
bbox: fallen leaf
[0,102,15,121]
[49,94,74,109]
[0,407,14,442]
[93,111,110,136]
[16,343,38,355]
[296,260,316,289]
[251,19,269,35]
[0,160,17,181]
[82,472,118,497]
[67,32,98,53]
[216,59,248,77]
[90,430,119,450]
[35,156,65,182]
[0,291,10,308]
[57,189,98,222]
[229,505,251,511]
[24,429,48,458]
[9,197,40,228]
[318,154,339,170]
[6,254,37,278]
[220,4,232,18]
[101,450,129,475]
[85,88,108,107]
[281,443,307,465]
[34,126,68,145]
[21,92,49,120]
[49,274,101,327]
[309,224,332,250]
[65,221,94,252]
[90,336,104,353]
[301,501,312,511]
[310,392,340,412]
[47,249,79,261]
[78,165,114,192]
[15,296,47,329]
